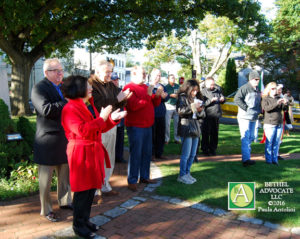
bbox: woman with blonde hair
[261,82,288,165]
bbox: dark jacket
[234,82,261,120]
[262,96,287,125]
[90,79,125,112]
[31,78,68,165]
[152,83,168,118]
[201,85,225,118]
[176,93,205,138]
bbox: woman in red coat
[61,75,126,239]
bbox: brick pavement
[0,152,299,239]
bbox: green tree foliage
[223,58,238,96]
[216,68,226,88]
[1,0,268,115]
[143,8,268,79]
[246,0,300,93]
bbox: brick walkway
[0,152,299,239]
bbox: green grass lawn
[156,122,300,227]
[156,160,300,227]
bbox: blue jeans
[237,118,256,162]
[180,137,199,177]
[264,124,283,164]
[127,126,152,184]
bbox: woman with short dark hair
[61,75,127,238]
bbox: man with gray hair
[234,70,261,167]
[89,60,132,197]
[31,58,72,222]
[123,66,162,192]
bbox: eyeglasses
[47,69,64,74]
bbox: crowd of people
[234,71,293,167]
[31,58,293,238]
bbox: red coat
[61,98,118,192]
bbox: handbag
[188,119,199,137]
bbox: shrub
[17,116,35,158]
[0,160,39,200]
[0,99,34,177]
[223,58,238,96]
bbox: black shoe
[210,151,216,156]
[86,221,100,232]
[194,156,199,163]
[243,160,256,167]
[272,162,279,166]
[73,226,96,239]
[59,204,73,210]
[278,156,285,160]
[203,152,210,156]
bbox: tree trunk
[190,30,202,78]
[10,58,34,116]
[207,45,232,77]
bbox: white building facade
[73,47,127,87]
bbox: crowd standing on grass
[30,58,294,237]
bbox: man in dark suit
[31,58,72,222]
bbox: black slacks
[201,117,219,154]
[115,125,125,162]
[152,116,166,158]
[73,188,96,230]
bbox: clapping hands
[147,85,154,96]
[111,108,127,121]
[155,86,168,99]
[100,105,127,121]
[117,88,133,102]
[100,105,112,121]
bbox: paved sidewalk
[0,153,299,239]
